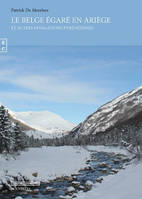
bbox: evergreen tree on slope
[14,123,26,151]
[0,105,14,153]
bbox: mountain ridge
[70,86,142,137]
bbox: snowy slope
[77,161,142,199]
[71,86,142,135]
[14,110,74,134]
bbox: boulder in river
[32,189,39,194]
[96,177,103,183]
[66,186,76,194]
[45,186,56,192]
[71,173,80,177]
[113,159,120,164]
[79,185,85,190]
[102,168,108,173]
[86,159,91,164]
[72,181,80,187]
[111,169,118,174]
[67,177,74,182]
[99,162,107,168]
[85,180,93,190]
[84,166,92,171]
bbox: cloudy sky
[0,46,141,124]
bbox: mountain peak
[14,110,74,134]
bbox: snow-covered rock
[71,86,142,135]
[45,186,56,192]
[32,188,39,194]
[72,181,80,187]
[85,180,93,189]
[96,177,103,183]
[15,197,23,199]
[67,186,76,193]
[59,195,72,199]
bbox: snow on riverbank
[77,160,142,199]
[0,146,89,181]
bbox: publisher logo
[0,38,8,52]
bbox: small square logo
[0,38,8,52]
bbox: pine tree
[14,123,26,151]
[0,105,5,152]
[0,105,14,153]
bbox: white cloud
[0,67,107,104]
[0,57,135,105]
[0,69,15,79]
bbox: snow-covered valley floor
[0,146,90,181]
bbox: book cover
[0,1,142,199]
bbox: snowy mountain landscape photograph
[0,46,142,199]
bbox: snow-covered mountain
[71,86,142,136]
[14,110,74,135]
[0,102,74,138]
